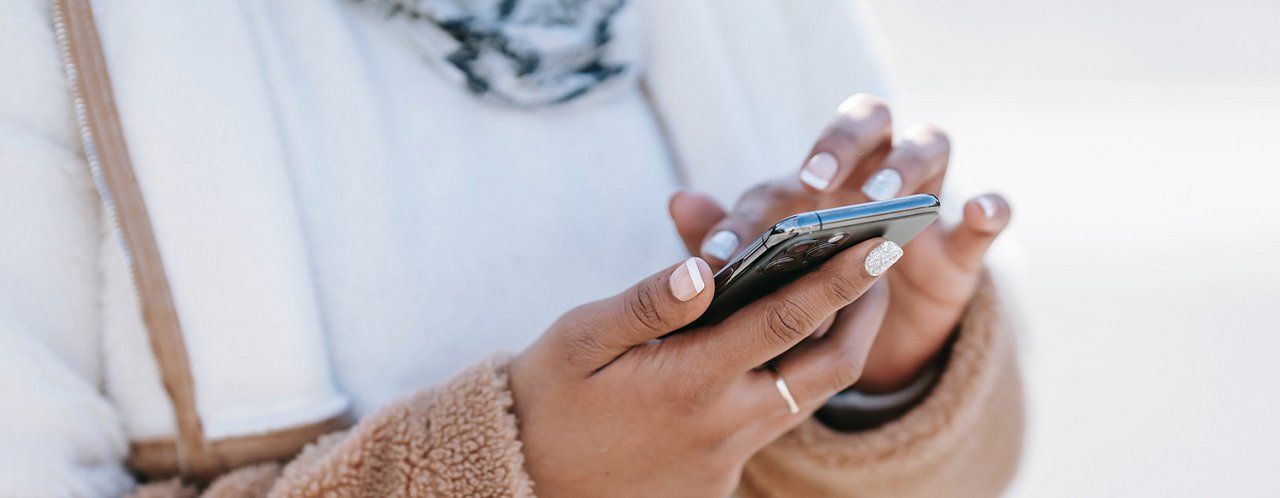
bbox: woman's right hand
[509,238,898,498]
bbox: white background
[861,1,1280,496]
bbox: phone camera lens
[803,243,839,261]
[785,239,819,256]
[763,256,803,273]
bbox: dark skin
[670,94,1011,392]
[509,94,1010,497]
[511,244,892,497]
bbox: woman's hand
[670,94,1011,393]
[509,239,894,498]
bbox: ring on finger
[772,369,801,415]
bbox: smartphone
[690,194,940,327]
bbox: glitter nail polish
[861,169,903,201]
[702,230,740,261]
[865,240,903,277]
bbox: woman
[0,0,1021,496]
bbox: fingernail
[799,152,838,190]
[861,169,902,201]
[865,241,903,277]
[702,230,739,261]
[670,258,706,302]
[976,195,997,219]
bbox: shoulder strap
[52,0,221,480]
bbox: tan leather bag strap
[52,0,221,480]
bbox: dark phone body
[691,194,941,328]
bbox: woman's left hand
[669,94,1012,393]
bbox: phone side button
[714,268,735,288]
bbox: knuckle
[857,97,893,131]
[828,350,868,391]
[626,281,668,332]
[832,95,893,142]
[557,322,610,365]
[818,125,859,149]
[827,368,859,394]
[906,124,952,163]
[864,97,892,121]
[930,126,953,152]
[910,122,950,141]
[900,142,933,167]
[743,180,798,207]
[841,93,890,117]
[742,181,774,199]
[660,377,718,414]
[765,299,815,346]
[823,273,863,305]
[692,422,735,450]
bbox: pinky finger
[945,193,1012,271]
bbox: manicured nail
[702,230,739,261]
[670,258,706,302]
[865,241,903,277]
[976,195,997,219]
[861,169,902,201]
[799,153,838,190]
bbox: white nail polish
[702,230,739,261]
[861,169,903,201]
[865,241,903,277]
[669,258,706,302]
[800,153,838,190]
[977,196,997,219]
[685,258,705,294]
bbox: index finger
[678,238,902,376]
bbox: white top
[302,2,895,415]
[97,0,890,419]
[282,17,687,416]
[0,1,891,494]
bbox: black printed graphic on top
[357,0,640,107]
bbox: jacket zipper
[50,0,194,478]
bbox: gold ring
[773,370,800,415]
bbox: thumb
[669,190,727,256]
[552,257,714,371]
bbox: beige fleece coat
[1,1,1021,495]
[131,278,1022,498]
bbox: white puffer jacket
[0,1,1022,497]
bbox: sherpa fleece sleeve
[266,354,534,497]
[133,354,534,498]
[736,275,1025,498]
[148,278,1020,498]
